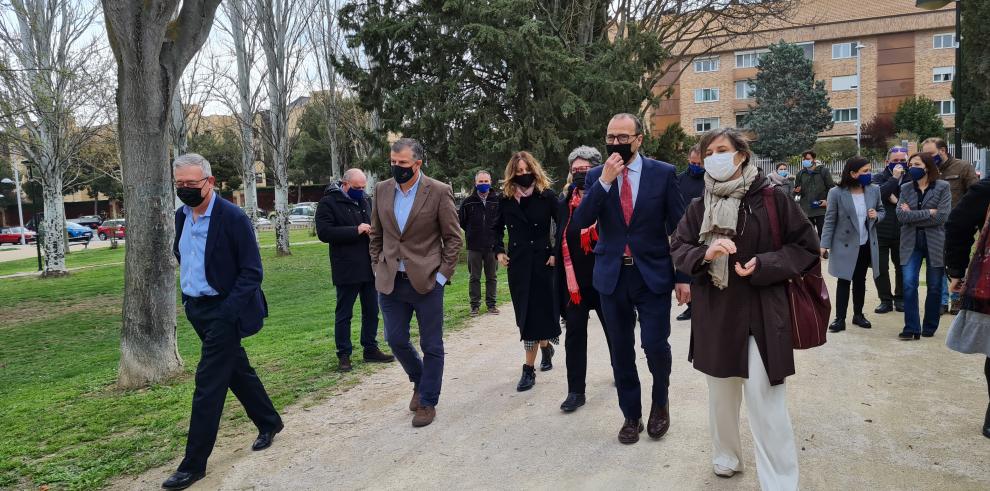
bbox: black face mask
[177,186,206,207]
[513,173,536,188]
[391,165,415,184]
[606,143,635,164]
[572,172,587,190]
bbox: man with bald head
[316,168,395,372]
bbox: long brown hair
[502,151,552,196]
[909,152,941,182]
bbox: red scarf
[562,190,598,305]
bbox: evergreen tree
[894,95,946,143]
[743,41,833,161]
[960,0,990,147]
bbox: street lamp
[854,42,866,155]
[916,0,962,158]
[1,164,27,245]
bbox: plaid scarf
[562,190,597,305]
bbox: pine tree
[744,41,833,161]
[960,0,990,147]
[894,95,946,142]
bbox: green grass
[0,241,505,490]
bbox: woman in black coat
[493,151,561,392]
[555,146,611,412]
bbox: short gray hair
[342,168,364,182]
[475,170,491,180]
[391,138,425,162]
[173,153,212,177]
[610,113,644,135]
[567,145,602,166]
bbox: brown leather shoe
[338,354,352,372]
[412,406,436,427]
[618,418,644,444]
[647,403,670,439]
[409,388,421,412]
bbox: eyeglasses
[605,134,639,144]
[175,177,208,189]
[889,159,908,164]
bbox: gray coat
[896,180,951,268]
[820,185,884,281]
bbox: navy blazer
[572,156,690,296]
[174,195,268,337]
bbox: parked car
[288,205,316,224]
[69,215,103,229]
[0,227,37,244]
[98,219,126,240]
[65,221,94,243]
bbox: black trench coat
[493,189,561,341]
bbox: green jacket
[794,165,835,218]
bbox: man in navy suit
[163,154,283,490]
[572,114,690,445]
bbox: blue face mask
[688,164,705,176]
[908,167,927,181]
[933,154,943,166]
[857,173,872,187]
[346,187,365,202]
[801,159,813,168]
[476,183,491,194]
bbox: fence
[754,142,988,179]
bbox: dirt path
[118,281,990,490]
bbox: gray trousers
[468,250,498,309]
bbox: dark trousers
[379,276,445,407]
[467,250,498,309]
[875,243,903,304]
[599,265,673,420]
[564,302,611,394]
[178,296,281,474]
[334,281,380,357]
[809,215,825,239]
[835,243,872,319]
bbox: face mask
[688,164,705,176]
[606,143,635,164]
[704,151,739,182]
[177,186,206,208]
[475,183,491,194]
[346,187,365,202]
[391,165,415,184]
[933,154,943,166]
[571,172,587,190]
[801,159,813,168]
[857,173,872,187]
[908,167,927,181]
[777,170,789,178]
[513,173,536,188]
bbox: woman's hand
[949,278,965,294]
[546,256,555,267]
[929,209,937,217]
[899,203,911,212]
[820,248,828,259]
[867,208,878,220]
[704,238,736,261]
[497,253,509,267]
[734,258,757,277]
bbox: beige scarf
[514,184,535,202]
[700,164,759,289]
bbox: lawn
[0,240,505,490]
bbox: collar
[625,153,642,173]
[395,173,422,196]
[184,191,217,219]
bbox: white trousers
[706,336,799,491]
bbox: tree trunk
[273,182,289,255]
[40,170,68,276]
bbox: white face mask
[704,151,739,181]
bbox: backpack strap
[762,187,782,251]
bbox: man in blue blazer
[163,154,283,490]
[573,114,691,445]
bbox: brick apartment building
[649,0,957,141]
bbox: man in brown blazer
[370,138,462,427]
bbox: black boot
[983,404,990,439]
[517,364,536,392]
[852,313,872,329]
[540,344,555,371]
[874,302,893,314]
[560,392,586,412]
[828,318,846,332]
[676,306,692,321]
[894,300,905,312]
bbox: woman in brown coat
[671,128,819,490]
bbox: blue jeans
[334,281,380,357]
[902,233,944,335]
[379,276,445,407]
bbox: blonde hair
[502,151,552,196]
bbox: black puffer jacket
[315,182,374,286]
[458,190,500,251]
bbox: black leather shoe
[828,318,846,332]
[983,404,990,439]
[898,332,921,340]
[921,331,936,338]
[516,364,536,392]
[162,471,205,490]
[540,345,554,371]
[618,418,644,444]
[852,314,872,329]
[252,422,284,451]
[874,303,893,314]
[894,301,905,312]
[560,393,586,412]
[676,307,692,321]
[338,354,352,372]
[363,346,395,363]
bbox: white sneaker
[713,464,736,478]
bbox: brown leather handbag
[763,188,830,349]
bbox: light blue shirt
[394,175,447,285]
[598,153,642,208]
[179,192,220,297]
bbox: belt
[622,256,635,266]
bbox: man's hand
[674,283,691,305]
[600,152,625,185]
[704,238,737,262]
[734,258,757,277]
[497,253,509,267]
[949,278,965,293]
[892,165,904,179]
[819,199,827,208]
[867,208,878,220]
[546,256,555,267]
[357,223,372,235]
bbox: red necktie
[620,167,632,256]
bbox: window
[695,117,720,133]
[798,42,815,61]
[735,50,767,68]
[933,66,954,83]
[933,33,956,49]
[693,56,719,73]
[694,88,720,103]
[934,99,955,115]
[735,80,755,99]
[832,108,859,123]
[831,75,859,91]
[831,42,859,59]
[735,113,749,128]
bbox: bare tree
[255,0,313,256]
[169,50,217,159]
[0,0,112,276]
[102,0,223,388]
[308,0,346,179]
